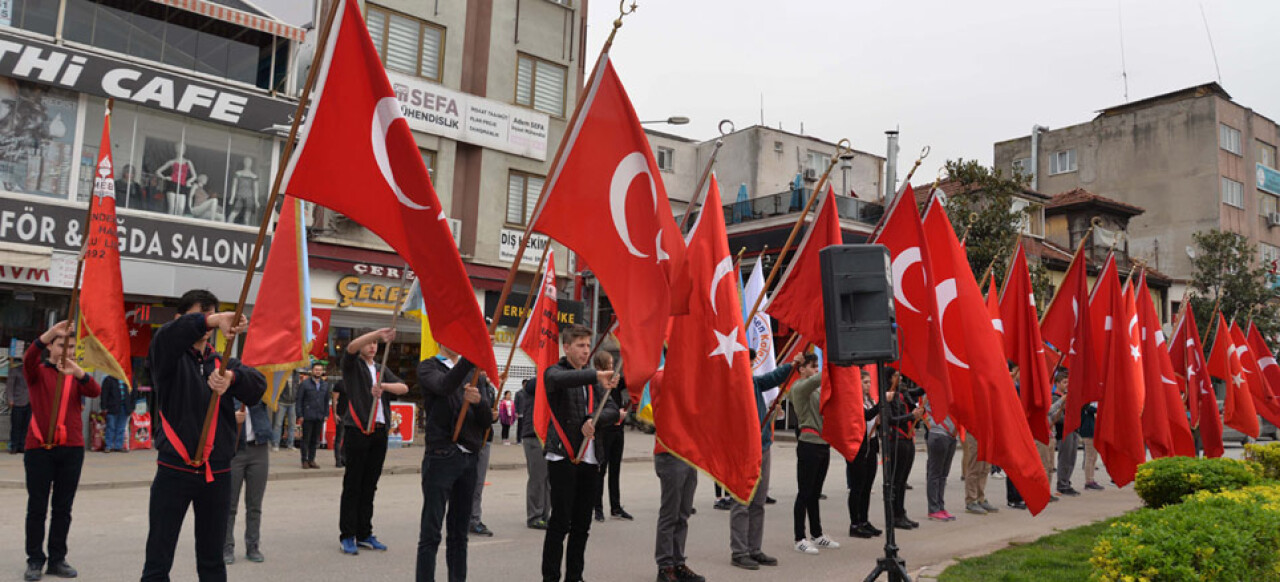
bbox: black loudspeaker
[819,244,898,366]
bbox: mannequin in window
[187,174,221,220]
[228,156,260,225]
[156,143,196,215]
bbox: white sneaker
[794,539,819,555]
[813,535,841,549]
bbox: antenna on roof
[1199,1,1223,85]
[1117,0,1129,102]
[760,93,764,126]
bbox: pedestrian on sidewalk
[271,376,297,451]
[593,351,632,523]
[8,355,30,455]
[791,364,841,555]
[922,394,959,523]
[1080,401,1103,491]
[517,377,551,530]
[414,346,492,581]
[337,327,408,555]
[22,321,101,581]
[730,350,809,570]
[498,391,516,444]
[100,374,131,452]
[649,364,706,582]
[140,290,265,582]
[468,376,498,538]
[847,369,883,539]
[297,362,330,469]
[885,373,925,529]
[225,399,271,565]
[1052,372,1082,496]
[540,325,619,582]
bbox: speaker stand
[862,361,912,582]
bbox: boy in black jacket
[141,289,266,582]
[540,325,618,582]
[414,345,493,581]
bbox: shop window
[0,78,80,199]
[2,0,59,36]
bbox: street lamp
[639,116,690,125]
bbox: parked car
[1219,399,1279,444]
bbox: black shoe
[864,523,883,536]
[819,493,828,500]
[594,508,606,522]
[24,563,42,581]
[904,483,914,490]
[657,567,678,582]
[223,546,235,565]
[673,564,706,582]
[470,523,494,537]
[713,497,733,510]
[849,523,874,538]
[750,551,777,566]
[1008,501,1027,510]
[1058,487,1081,497]
[731,555,760,570]
[689,507,697,515]
[892,517,916,530]
[765,496,777,504]
[246,546,264,563]
[45,561,76,578]
[528,519,549,530]
[611,508,634,521]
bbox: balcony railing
[680,187,884,228]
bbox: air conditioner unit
[1268,212,1280,228]
[803,168,818,182]
[447,217,462,248]
[774,141,784,153]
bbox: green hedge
[1091,485,1280,581]
[1245,442,1280,480]
[1132,456,1262,509]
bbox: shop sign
[485,290,583,330]
[0,251,75,288]
[352,263,416,280]
[335,274,411,309]
[0,29,297,134]
[1259,163,1280,196]
[499,228,550,268]
[0,196,265,271]
[390,71,549,161]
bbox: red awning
[149,0,306,42]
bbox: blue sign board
[1258,163,1280,196]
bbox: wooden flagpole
[367,264,413,433]
[192,0,341,466]
[573,358,623,464]
[743,140,853,327]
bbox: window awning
[0,242,52,270]
[148,0,307,42]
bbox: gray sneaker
[979,500,1000,513]
[223,546,235,565]
[964,502,987,515]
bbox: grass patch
[937,518,1117,582]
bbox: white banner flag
[743,259,778,404]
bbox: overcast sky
[258,0,1280,191]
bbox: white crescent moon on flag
[1261,356,1279,371]
[709,256,733,316]
[609,152,658,258]
[935,278,969,369]
[371,97,431,211]
[891,247,922,314]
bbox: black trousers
[416,448,478,582]
[24,447,84,567]
[141,465,231,581]
[1007,473,1023,505]
[500,424,511,441]
[542,459,598,582]
[333,422,346,467]
[340,425,388,540]
[794,440,830,541]
[594,430,624,513]
[300,419,323,463]
[847,437,879,525]
[10,404,31,452]
[888,436,915,518]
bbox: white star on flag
[708,327,748,368]
[1233,373,1246,386]
[1130,344,1142,361]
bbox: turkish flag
[1040,242,1097,435]
[921,200,1051,514]
[518,249,561,445]
[124,304,153,359]
[280,0,497,382]
[1246,322,1280,426]
[871,186,951,422]
[659,176,762,501]
[986,274,1003,342]
[1135,274,1195,457]
[530,53,685,389]
[1000,243,1053,445]
[1229,321,1266,437]
[1170,307,1224,457]
[310,308,331,361]
[820,356,866,462]
[1208,315,1259,437]
[1090,256,1145,487]
[78,107,132,386]
[768,186,842,350]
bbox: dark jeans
[340,425,388,540]
[300,419,323,463]
[141,465,231,581]
[888,436,915,518]
[105,412,129,451]
[542,459,598,582]
[925,432,957,514]
[500,424,511,441]
[1006,472,1023,505]
[794,440,830,541]
[333,422,346,467]
[226,443,269,551]
[11,404,31,452]
[654,453,697,568]
[24,447,84,567]
[847,437,878,525]
[594,430,624,513]
[415,448,478,582]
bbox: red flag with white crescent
[1246,322,1280,427]
[1208,314,1259,438]
[1135,273,1195,457]
[242,197,312,410]
[1000,243,1053,445]
[518,249,560,445]
[1170,307,1224,457]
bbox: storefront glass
[4,0,59,37]
[0,78,80,198]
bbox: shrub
[1132,456,1261,509]
[1245,442,1280,480]
[1091,485,1280,581]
